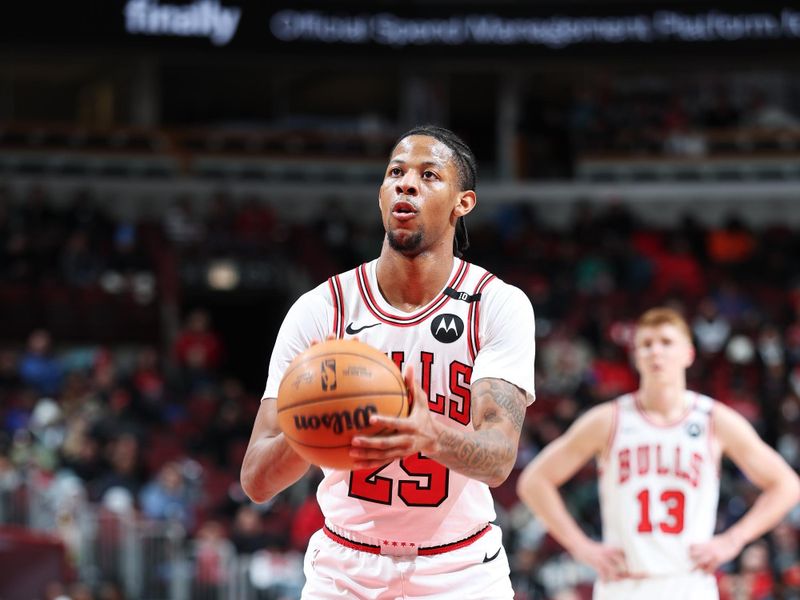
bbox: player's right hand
[349,364,439,468]
[571,539,632,581]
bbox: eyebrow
[389,159,446,170]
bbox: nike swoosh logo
[482,548,501,563]
[345,322,381,335]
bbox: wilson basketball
[277,338,408,470]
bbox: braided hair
[392,125,477,257]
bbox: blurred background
[1,1,800,598]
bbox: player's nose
[395,171,419,196]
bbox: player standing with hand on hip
[241,125,536,599]
[517,307,800,600]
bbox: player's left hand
[349,364,440,469]
[689,531,745,574]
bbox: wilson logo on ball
[321,359,337,391]
[293,404,378,435]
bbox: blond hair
[636,307,692,341]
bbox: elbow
[776,468,800,506]
[515,463,542,506]
[486,459,516,489]
[790,472,800,506]
[487,472,509,489]
[240,458,273,505]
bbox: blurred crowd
[567,85,800,157]
[520,82,800,178]
[1,186,800,599]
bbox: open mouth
[392,200,418,221]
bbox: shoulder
[552,402,617,457]
[692,392,715,415]
[474,269,526,302]
[564,402,616,443]
[710,400,762,452]
[278,279,337,337]
[476,273,533,317]
[289,280,334,313]
[579,401,617,432]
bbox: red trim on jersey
[323,524,490,556]
[633,391,696,428]
[467,272,495,361]
[600,398,621,467]
[473,274,495,355]
[328,275,345,338]
[356,259,470,326]
[328,278,339,338]
[708,397,721,479]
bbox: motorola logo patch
[431,314,464,343]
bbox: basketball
[277,338,409,470]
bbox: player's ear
[454,190,476,218]
[686,342,696,369]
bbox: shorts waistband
[323,523,491,557]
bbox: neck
[376,239,455,311]
[637,376,689,420]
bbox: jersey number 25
[349,453,449,506]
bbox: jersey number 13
[636,488,686,534]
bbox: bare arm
[516,404,632,581]
[690,402,800,572]
[240,397,311,504]
[433,376,529,486]
[350,367,529,487]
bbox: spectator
[163,196,204,246]
[173,309,224,390]
[130,346,168,423]
[0,348,21,393]
[742,91,800,129]
[718,541,775,600]
[101,222,156,303]
[707,217,757,267]
[91,433,144,503]
[693,298,731,355]
[192,519,234,600]
[204,398,249,468]
[233,195,276,246]
[18,329,62,396]
[139,460,197,531]
[60,231,103,287]
[230,504,280,554]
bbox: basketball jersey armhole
[599,398,621,467]
[707,398,721,478]
[467,271,496,362]
[328,275,345,339]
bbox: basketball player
[241,125,536,599]
[516,307,800,599]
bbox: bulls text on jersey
[616,443,704,488]
[389,351,472,426]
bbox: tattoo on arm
[438,428,514,481]
[434,378,528,483]
[472,378,527,432]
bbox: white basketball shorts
[301,523,513,599]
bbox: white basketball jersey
[263,257,536,546]
[598,393,720,576]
